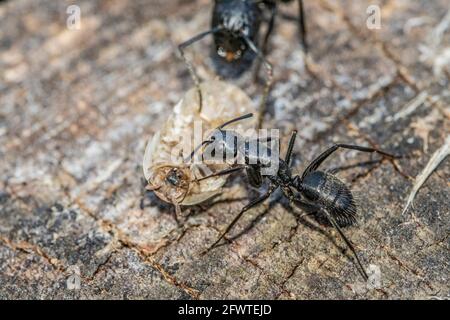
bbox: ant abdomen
[301,171,357,227]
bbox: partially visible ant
[188,113,398,280]
[178,0,307,128]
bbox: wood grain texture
[0,0,448,299]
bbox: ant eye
[217,46,226,57]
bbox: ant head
[213,30,248,62]
[150,166,190,204]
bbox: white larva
[143,80,257,207]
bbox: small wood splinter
[402,135,450,215]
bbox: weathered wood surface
[0,0,449,299]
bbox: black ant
[188,113,398,280]
[178,0,307,127]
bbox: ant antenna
[184,113,254,162]
[218,113,254,129]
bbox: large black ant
[178,0,307,127]
[188,113,397,280]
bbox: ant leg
[243,35,273,130]
[195,166,245,182]
[302,144,398,179]
[254,2,277,82]
[285,187,366,279]
[297,0,308,53]
[203,184,277,253]
[285,130,298,166]
[178,29,217,113]
[322,208,369,281]
[185,140,211,163]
